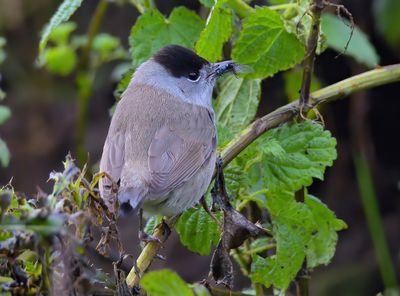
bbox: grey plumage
[99,45,234,216]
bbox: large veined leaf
[259,121,337,193]
[232,7,305,79]
[175,207,221,256]
[321,13,379,68]
[39,0,84,54]
[141,269,193,296]
[305,195,347,267]
[251,191,346,289]
[214,75,261,134]
[129,7,204,68]
[195,0,233,62]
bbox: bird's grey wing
[148,109,216,196]
[99,131,125,208]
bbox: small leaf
[175,207,221,256]
[39,0,84,54]
[144,216,158,235]
[195,0,233,62]
[304,195,347,267]
[214,75,261,134]
[141,269,193,296]
[0,138,10,167]
[321,13,380,68]
[93,33,120,60]
[260,121,337,193]
[129,7,204,68]
[232,7,305,79]
[44,45,77,76]
[0,105,11,124]
[47,21,76,45]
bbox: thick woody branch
[125,64,400,289]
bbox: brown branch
[299,0,324,109]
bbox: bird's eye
[187,71,200,82]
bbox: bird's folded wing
[148,110,216,196]
[99,131,125,192]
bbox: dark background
[0,0,399,295]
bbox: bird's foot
[138,230,162,244]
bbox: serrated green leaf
[0,106,11,124]
[305,195,347,267]
[0,138,10,167]
[251,191,310,289]
[260,121,337,193]
[175,206,221,256]
[232,7,305,79]
[44,45,77,76]
[214,75,261,134]
[195,0,233,62]
[129,7,204,68]
[373,0,400,48]
[251,191,346,289]
[321,13,379,68]
[39,0,84,54]
[141,269,193,296]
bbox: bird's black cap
[153,45,209,78]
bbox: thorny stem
[76,0,109,165]
[125,64,400,290]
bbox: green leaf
[283,68,321,102]
[129,7,204,68]
[0,36,6,64]
[251,191,346,289]
[144,216,158,235]
[141,269,194,296]
[44,45,77,76]
[93,33,120,60]
[47,21,76,45]
[0,106,11,124]
[0,138,10,167]
[259,121,337,193]
[321,13,379,68]
[373,0,400,48]
[199,0,215,8]
[175,206,221,256]
[251,191,310,289]
[39,0,84,54]
[114,68,134,100]
[232,7,305,79]
[305,195,347,267]
[214,75,261,134]
[195,0,233,62]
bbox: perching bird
[99,45,236,239]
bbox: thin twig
[299,0,325,111]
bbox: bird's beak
[213,60,236,77]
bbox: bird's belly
[142,154,216,216]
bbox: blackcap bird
[99,45,236,227]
